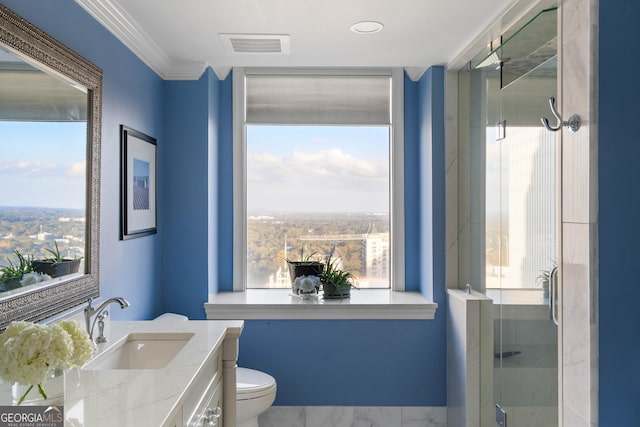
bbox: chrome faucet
[84,297,130,343]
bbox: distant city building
[58,217,86,222]
[267,265,291,288]
[0,208,87,269]
[280,226,390,288]
[362,232,389,281]
[36,225,56,241]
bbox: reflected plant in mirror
[0,4,102,330]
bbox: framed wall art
[120,125,157,240]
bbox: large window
[233,69,405,291]
[246,125,390,288]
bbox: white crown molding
[404,67,427,81]
[212,66,232,81]
[74,0,205,80]
[73,1,445,83]
[163,61,208,80]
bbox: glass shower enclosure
[464,7,560,426]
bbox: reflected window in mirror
[0,3,102,330]
[0,47,89,296]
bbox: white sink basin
[85,332,194,370]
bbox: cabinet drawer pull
[204,407,221,426]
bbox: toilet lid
[236,367,276,399]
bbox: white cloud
[249,148,387,182]
[0,159,57,176]
[293,148,382,178]
[247,148,389,212]
[66,162,86,177]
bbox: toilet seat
[236,367,276,401]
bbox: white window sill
[204,289,437,320]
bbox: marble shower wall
[446,289,493,426]
[560,0,599,425]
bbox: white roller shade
[0,70,87,121]
[245,74,391,125]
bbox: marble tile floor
[258,406,447,427]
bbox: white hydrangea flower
[0,319,94,389]
[58,319,94,366]
[45,324,74,370]
[0,323,55,385]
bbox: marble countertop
[69,320,242,426]
[0,320,243,427]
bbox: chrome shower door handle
[549,267,559,326]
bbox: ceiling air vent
[220,34,290,54]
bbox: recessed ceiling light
[350,21,384,34]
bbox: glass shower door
[482,7,560,427]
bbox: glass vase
[12,368,64,405]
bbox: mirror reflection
[0,47,88,296]
[0,3,101,331]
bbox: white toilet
[236,367,277,427]
[153,314,277,427]
[153,312,188,322]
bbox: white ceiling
[75,0,519,81]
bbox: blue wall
[226,68,448,406]
[404,75,421,292]
[19,0,640,414]
[598,0,640,424]
[0,0,450,403]
[0,0,164,321]
[161,70,219,320]
[418,67,446,303]
[162,63,446,406]
[239,320,445,406]
[217,76,234,290]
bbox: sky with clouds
[0,121,86,209]
[247,125,390,213]
[0,123,389,213]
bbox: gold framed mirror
[0,4,102,330]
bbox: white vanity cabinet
[164,325,240,427]
[181,349,224,427]
[182,349,222,427]
[186,377,223,427]
[63,321,243,427]
[169,327,240,427]
[165,408,183,427]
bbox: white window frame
[232,67,405,292]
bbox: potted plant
[536,260,557,300]
[0,249,40,292]
[32,242,82,278]
[286,250,324,294]
[320,256,357,299]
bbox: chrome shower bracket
[541,96,581,133]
